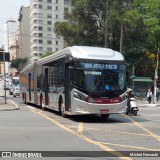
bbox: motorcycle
[126,97,139,116]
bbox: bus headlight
[74,91,93,103]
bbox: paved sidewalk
[136,99,160,107]
[0,97,20,111]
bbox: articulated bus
[19,46,127,118]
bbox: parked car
[3,82,10,90]
[13,84,20,97]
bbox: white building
[18,6,30,62]
[3,17,18,74]
[30,0,70,62]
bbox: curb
[0,99,20,111]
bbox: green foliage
[54,0,160,78]
[40,51,54,58]
[10,57,28,71]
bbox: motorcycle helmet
[127,88,132,93]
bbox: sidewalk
[136,98,160,107]
[0,96,20,111]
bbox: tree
[40,51,54,58]
[54,0,160,77]
[10,57,28,71]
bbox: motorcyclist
[126,88,140,115]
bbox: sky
[0,0,30,47]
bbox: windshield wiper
[89,77,103,94]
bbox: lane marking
[100,142,160,151]
[66,125,153,137]
[77,122,83,134]
[9,100,19,109]
[124,115,160,141]
[33,111,132,160]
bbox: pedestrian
[147,89,152,104]
[156,87,160,102]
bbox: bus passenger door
[28,73,31,101]
[44,68,49,105]
[65,65,73,111]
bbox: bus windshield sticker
[84,71,102,75]
[105,85,110,90]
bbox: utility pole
[153,48,159,103]
[132,66,135,92]
[3,52,6,104]
[120,20,123,53]
[0,51,10,104]
[105,0,108,48]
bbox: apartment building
[18,6,30,61]
[30,0,71,62]
[2,17,18,74]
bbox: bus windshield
[74,62,126,95]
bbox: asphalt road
[0,79,160,160]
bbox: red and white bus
[19,46,127,118]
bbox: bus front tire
[60,102,67,118]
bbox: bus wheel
[101,114,110,119]
[60,102,67,118]
[40,95,45,110]
[24,94,26,104]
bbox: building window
[64,0,69,5]
[47,14,52,18]
[38,26,43,30]
[34,26,37,30]
[56,48,58,52]
[56,0,58,3]
[47,27,52,31]
[38,0,42,2]
[38,4,43,9]
[47,6,52,10]
[39,47,43,51]
[38,20,43,24]
[56,41,58,45]
[56,6,58,10]
[33,47,38,51]
[39,33,43,37]
[56,15,58,19]
[47,34,52,38]
[34,20,37,24]
[47,40,52,44]
[47,21,52,25]
[47,47,52,51]
[39,40,43,43]
[33,39,38,43]
[47,0,52,3]
[34,53,38,56]
[33,33,38,37]
[34,4,37,8]
[38,13,43,17]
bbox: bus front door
[65,65,73,111]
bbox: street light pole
[105,0,108,48]
[153,48,159,103]
[3,52,6,104]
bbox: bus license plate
[100,109,109,113]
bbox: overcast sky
[0,0,30,47]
